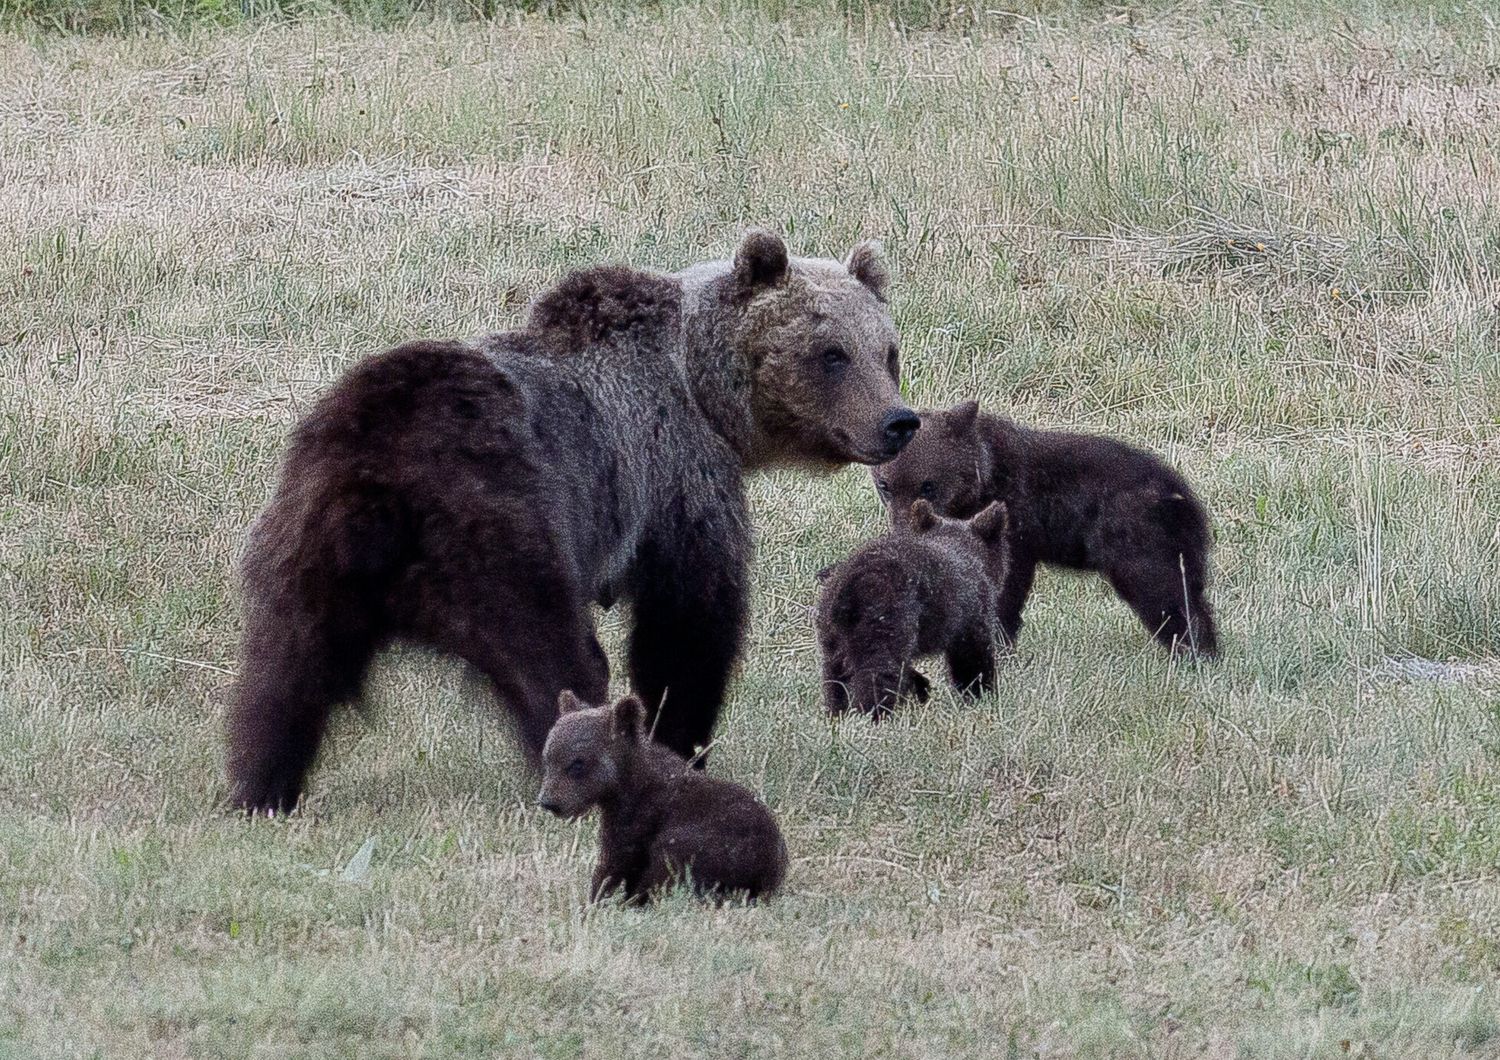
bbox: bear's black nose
[537,798,563,816]
[881,409,920,454]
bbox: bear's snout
[880,409,921,456]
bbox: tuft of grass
[2,3,1498,1057]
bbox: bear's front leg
[626,512,750,765]
[589,861,633,904]
[900,665,932,703]
[996,553,1038,648]
[847,660,907,719]
[945,623,997,696]
[821,649,854,715]
[590,816,653,904]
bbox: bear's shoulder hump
[525,264,682,350]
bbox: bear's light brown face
[536,692,642,819]
[732,231,919,470]
[872,400,988,530]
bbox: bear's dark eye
[919,481,938,500]
[886,344,900,382]
[821,346,850,372]
[565,757,587,779]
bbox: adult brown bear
[228,230,917,813]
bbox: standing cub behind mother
[228,230,917,814]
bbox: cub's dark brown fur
[538,691,788,904]
[815,500,1009,718]
[229,231,917,814]
[873,400,1218,656]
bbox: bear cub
[873,400,1218,656]
[815,500,1010,718]
[537,691,787,904]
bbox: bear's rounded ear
[948,399,980,436]
[970,501,1009,543]
[733,228,790,291]
[612,694,646,741]
[910,499,939,534]
[846,239,890,302]
[557,689,585,716]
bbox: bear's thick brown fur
[815,500,1010,718]
[228,231,917,813]
[537,691,788,904]
[873,400,1218,656]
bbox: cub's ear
[949,399,980,435]
[970,501,1009,543]
[845,239,890,302]
[910,499,939,534]
[733,228,790,291]
[557,689,585,715]
[815,563,839,584]
[612,694,646,741]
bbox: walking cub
[815,500,1009,718]
[873,400,1218,656]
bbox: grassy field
[3,2,1500,1056]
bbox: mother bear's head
[680,229,919,471]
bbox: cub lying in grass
[537,691,787,904]
[873,400,1219,657]
[815,500,1009,719]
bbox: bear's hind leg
[479,623,611,758]
[417,571,610,760]
[228,594,379,815]
[1185,591,1219,657]
[1104,553,1218,657]
[386,480,613,759]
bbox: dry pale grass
[2,4,1499,1057]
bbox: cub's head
[725,229,918,469]
[872,399,986,529]
[909,497,1008,548]
[910,497,1010,587]
[536,691,648,819]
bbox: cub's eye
[919,481,938,500]
[821,346,850,371]
[885,344,900,381]
[565,757,587,779]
